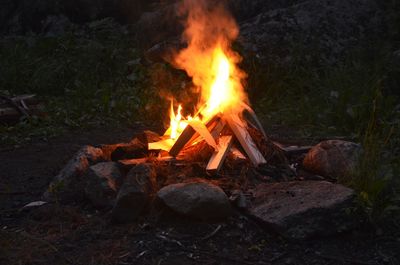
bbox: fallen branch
[206,136,233,174]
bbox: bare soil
[1,126,399,265]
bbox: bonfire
[146,0,283,174]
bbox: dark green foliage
[245,43,399,223]
[0,19,143,145]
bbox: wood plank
[168,125,196,156]
[148,138,175,152]
[188,117,225,146]
[187,119,218,149]
[230,146,247,160]
[206,135,233,174]
[169,115,219,157]
[225,114,267,166]
[176,119,227,161]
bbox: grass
[245,42,400,223]
[0,18,399,223]
[0,18,144,146]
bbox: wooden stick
[176,118,226,161]
[189,117,225,146]
[206,135,233,174]
[225,114,266,166]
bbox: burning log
[206,135,233,175]
[176,117,226,164]
[177,139,214,162]
[247,126,288,165]
[225,113,267,166]
[167,126,196,156]
[168,115,218,156]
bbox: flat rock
[43,145,104,203]
[85,162,123,208]
[157,181,232,220]
[303,140,362,179]
[111,163,157,223]
[248,181,355,239]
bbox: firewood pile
[27,0,364,238]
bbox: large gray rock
[248,181,355,239]
[111,163,157,223]
[157,181,232,220]
[303,140,362,179]
[239,0,384,66]
[43,145,105,203]
[85,162,123,208]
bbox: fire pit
[42,0,358,239]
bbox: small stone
[111,164,157,223]
[85,162,123,208]
[248,181,355,239]
[303,140,362,179]
[157,181,232,220]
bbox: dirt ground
[1,126,399,265]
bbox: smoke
[173,0,248,111]
[177,0,238,52]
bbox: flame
[154,0,248,149]
[169,101,188,140]
[201,46,237,118]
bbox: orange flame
[169,101,189,140]
[163,0,248,145]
